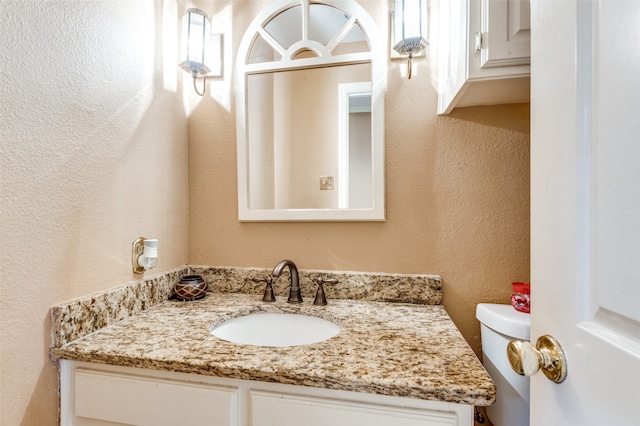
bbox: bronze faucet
[272,259,302,303]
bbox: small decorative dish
[172,275,208,301]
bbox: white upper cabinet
[437,0,530,114]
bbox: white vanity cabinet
[60,361,474,426]
[437,0,531,114]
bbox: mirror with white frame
[236,0,385,221]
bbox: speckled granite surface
[51,266,442,347]
[50,267,188,347]
[51,293,495,406]
[191,265,443,305]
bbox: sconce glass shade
[393,0,428,57]
[179,8,212,78]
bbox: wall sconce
[179,8,212,96]
[132,237,158,274]
[392,0,428,79]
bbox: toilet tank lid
[476,303,531,339]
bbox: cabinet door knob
[475,31,484,55]
[507,335,567,383]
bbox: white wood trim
[236,0,385,221]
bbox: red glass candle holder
[511,281,530,313]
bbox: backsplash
[191,266,442,305]
[50,267,189,348]
[51,266,441,348]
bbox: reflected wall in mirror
[247,64,371,210]
[236,0,385,221]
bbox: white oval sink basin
[210,313,341,347]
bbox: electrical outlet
[319,176,334,190]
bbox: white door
[530,1,640,425]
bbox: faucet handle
[317,276,338,285]
[253,276,276,302]
[313,276,338,306]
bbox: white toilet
[476,303,531,426]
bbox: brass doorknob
[507,335,567,383]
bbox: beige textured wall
[188,0,530,356]
[1,1,189,424]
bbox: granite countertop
[52,292,495,406]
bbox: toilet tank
[476,303,531,426]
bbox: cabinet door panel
[250,390,457,426]
[480,0,531,68]
[74,369,237,426]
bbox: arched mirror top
[242,1,373,70]
[236,0,385,221]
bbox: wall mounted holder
[132,237,158,274]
